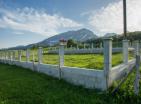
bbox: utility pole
[123,0,127,39]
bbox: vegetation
[0,63,141,104]
[67,39,77,48]
[86,31,141,47]
[19,49,134,69]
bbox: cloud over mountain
[0,7,83,37]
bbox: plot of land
[0,63,140,104]
[19,51,134,69]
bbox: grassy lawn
[0,63,141,104]
[20,50,134,69]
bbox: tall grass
[17,49,134,69]
[0,63,140,104]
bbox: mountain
[104,33,117,37]
[6,28,97,50]
[38,28,97,46]
[8,45,26,50]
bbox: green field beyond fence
[19,49,134,69]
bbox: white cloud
[88,0,141,36]
[13,31,24,35]
[0,7,82,37]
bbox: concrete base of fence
[0,59,136,91]
[0,59,107,90]
[110,59,136,86]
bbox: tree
[67,39,77,48]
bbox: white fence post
[134,41,140,95]
[100,42,103,48]
[18,50,22,62]
[135,41,140,56]
[5,50,7,60]
[0,51,1,59]
[134,55,140,95]
[1,51,3,59]
[10,51,13,61]
[123,40,129,64]
[1,52,2,60]
[59,40,67,79]
[12,51,15,61]
[8,51,10,60]
[5,51,7,60]
[0,51,2,59]
[84,43,86,49]
[103,38,112,90]
[26,49,30,62]
[77,44,79,50]
[59,45,64,67]
[38,47,42,64]
[4,51,6,60]
[91,43,94,49]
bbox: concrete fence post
[134,41,140,95]
[77,44,79,50]
[71,45,73,49]
[1,52,3,60]
[38,47,42,64]
[103,38,112,90]
[134,55,140,95]
[0,51,2,60]
[59,45,65,67]
[100,42,103,48]
[4,51,6,60]
[8,51,10,60]
[1,51,3,59]
[0,52,1,59]
[2,51,4,60]
[84,43,86,49]
[123,40,129,64]
[0,51,2,59]
[10,51,13,61]
[59,40,67,79]
[12,51,15,61]
[91,43,94,49]
[5,51,6,60]
[7,51,9,60]
[18,50,22,62]
[5,51,8,60]
[26,49,30,62]
[135,41,140,56]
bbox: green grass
[20,50,134,69]
[0,63,141,104]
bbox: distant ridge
[38,28,98,46]
[5,28,98,50]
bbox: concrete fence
[0,38,139,91]
[47,47,134,54]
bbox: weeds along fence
[0,38,140,91]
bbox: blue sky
[0,0,140,48]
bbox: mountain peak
[39,28,98,46]
[78,28,91,32]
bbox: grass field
[19,50,134,69]
[0,63,141,104]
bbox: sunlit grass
[0,63,140,104]
[19,49,134,70]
